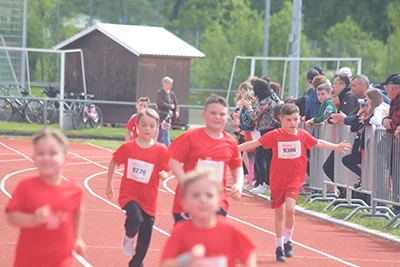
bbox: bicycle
[71,92,103,130]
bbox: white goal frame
[226,56,362,99]
[0,45,88,130]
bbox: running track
[1,138,400,267]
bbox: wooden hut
[54,23,205,125]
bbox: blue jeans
[157,128,171,147]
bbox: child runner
[238,104,351,262]
[5,129,85,267]
[168,95,244,224]
[159,170,256,267]
[107,108,170,267]
[125,97,150,142]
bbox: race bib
[195,256,228,267]
[278,140,301,159]
[127,159,154,184]
[196,159,224,182]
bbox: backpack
[239,106,256,131]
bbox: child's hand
[159,170,169,180]
[306,119,314,127]
[190,244,206,266]
[34,205,51,224]
[75,238,86,256]
[395,126,400,137]
[359,115,366,124]
[336,141,352,153]
[106,185,114,199]
[229,183,242,200]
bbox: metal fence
[304,124,400,229]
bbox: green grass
[0,121,186,140]
[297,195,400,237]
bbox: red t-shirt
[160,217,255,267]
[258,128,318,190]
[126,114,138,140]
[168,128,242,214]
[5,177,82,267]
[113,141,170,217]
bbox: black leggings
[123,201,155,267]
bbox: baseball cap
[337,67,352,78]
[380,73,400,86]
[306,69,319,83]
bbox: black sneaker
[284,241,294,257]
[276,247,286,262]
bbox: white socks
[284,227,294,244]
[276,237,283,248]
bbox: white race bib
[278,140,301,159]
[196,159,224,182]
[127,159,154,184]
[195,256,228,267]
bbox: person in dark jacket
[156,76,179,147]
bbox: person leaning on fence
[156,77,179,147]
[238,104,351,262]
[380,73,400,215]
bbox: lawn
[0,121,186,140]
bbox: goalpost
[0,45,88,130]
[226,56,362,100]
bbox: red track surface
[1,138,400,267]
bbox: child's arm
[7,205,50,228]
[229,166,244,200]
[244,251,257,267]
[169,158,186,183]
[106,160,117,199]
[238,140,261,152]
[315,139,352,153]
[73,204,86,256]
[125,130,131,142]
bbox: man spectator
[156,76,179,147]
[381,73,400,134]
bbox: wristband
[176,252,191,267]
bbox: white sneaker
[252,183,269,195]
[121,235,135,256]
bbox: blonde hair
[235,82,252,103]
[241,90,257,106]
[366,89,383,118]
[136,108,160,125]
[181,170,222,198]
[32,129,69,153]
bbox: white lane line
[0,158,29,163]
[162,176,359,267]
[0,141,93,267]
[83,170,170,236]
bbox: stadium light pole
[288,0,302,97]
[262,0,270,77]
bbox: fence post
[43,99,48,129]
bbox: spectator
[156,77,179,147]
[381,73,400,134]
[337,67,352,79]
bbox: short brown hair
[281,104,300,116]
[137,97,150,103]
[316,83,331,93]
[180,170,222,198]
[33,129,68,153]
[204,94,228,111]
[136,108,160,124]
[335,75,351,87]
[311,75,328,89]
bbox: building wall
[60,30,191,125]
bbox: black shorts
[172,207,227,224]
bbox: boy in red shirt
[125,97,150,142]
[239,104,351,262]
[159,170,256,267]
[168,95,244,223]
[107,108,170,267]
[5,129,85,267]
